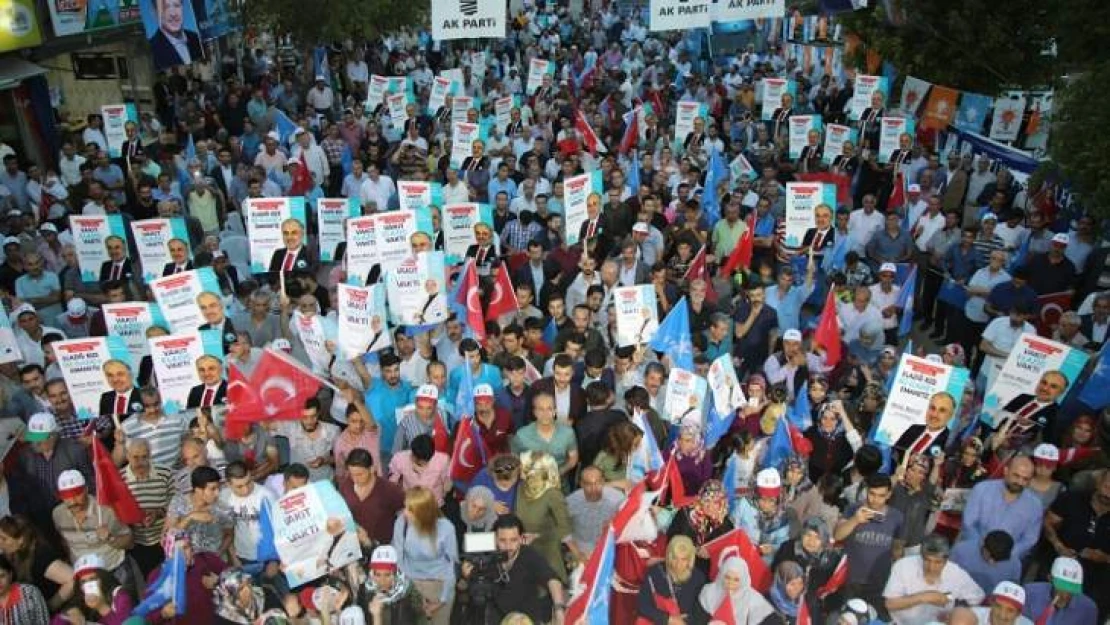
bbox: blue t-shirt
[843,504,904,587]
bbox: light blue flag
[704,397,735,450]
[274,109,298,145]
[702,146,728,225]
[455,359,475,419]
[543,316,559,347]
[1009,234,1030,272]
[649,297,694,371]
[789,382,812,430]
[722,455,739,513]
[134,543,186,617]
[956,93,993,133]
[184,134,196,161]
[897,267,917,338]
[626,151,641,196]
[1078,344,1110,409]
[822,234,849,273]
[762,416,794,470]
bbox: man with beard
[1042,471,1110,614]
[274,398,340,482]
[960,455,1043,560]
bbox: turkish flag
[449,417,487,483]
[224,365,261,440]
[703,528,772,590]
[818,555,849,598]
[684,245,718,303]
[1034,291,1072,337]
[814,289,842,368]
[230,349,322,425]
[719,214,755,277]
[712,594,738,625]
[887,171,907,211]
[574,110,605,155]
[789,423,813,457]
[92,437,144,524]
[290,152,314,196]
[432,414,451,455]
[485,264,519,321]
[455,260,486,342]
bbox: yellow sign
[0,0,43,53]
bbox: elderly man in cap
[12,302,66,368]
[17,412,93,524]
[54,297,96,338]
[764,328,831,401]
[393,384,448,454]
[52,469,137,594]
[974,582,1035,625]
[306,75,335,122]
[1022,557,1099,625]
[1024,233,1078,295]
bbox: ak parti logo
[459,0,478,16]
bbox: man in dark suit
[513,240,559,309]
[800,203,836,260]
[119,122,145,176]
[98,236,135,283]
[161,237,193,276]
[148,0,204,70]
[614,238,651,286]
[186,354,228,408]
[525,354,585,426]
[268,218,313,275]
[98,359,141,418]
[992,371,1068,447]
[208,147,237,199]
[196,290,237,352]
[893,391,955,465]
[1080,293,1110,350]
[577,192,612,263]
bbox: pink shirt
[388,451,452,505]
[334,430,382,479]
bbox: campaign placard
[344,216,378,286]
[148,331,224,414]
[385,92,408,134]
[102,302,166,361]
[980,334,1089,429]
[850,74,886,121]
[878,116,914,163]
[337,284,392,358]
[563,171,603,247]
[712,0,785,21]
[55,336,133,420]
[397,181,444,214]
[875,354,970,446]
[69,214,129,282]
[788,115,823,160]
[664,368,708,426]
[101,104,137,158]
[451,122,482,169]
[291,312,335,375]
[822,124,857,165]
[783,182,838,247]
[316,198,359,264]
[526,58,555,95]
[149,267,224,334]
[495,96,516,133]
[245,197,308,273]
[614,285,659,347]
[0,302,23,365]
[760,78,794,121]
[707,354,746,415]
[427,76,456,116]
[649,0,711,31]
[131,218,191,282]
[386,251,448,326]
[452,95,479,127]
[273,482,362,587]
[674,101,707,150]
[375,210,432,272]
[730,153,756,185]
[431,0,506,40]
[442,203,493,265]
[366,75,408,111]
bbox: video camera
[457,532,508,624]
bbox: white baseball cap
[474,384,495,401]
[74,553,104,578]
[908,184,921,193]
[1051,233,1070,246]
[1,236,19,246]
[992,581,1026,611]
[10,302,35,322]
[1050,557,1083,594]
[415,384,439,404]
[57,469,87,499]
[266,130,281,142]
[271,338,293,352]
[755,467,782,498]
[370,545,398,571]
[39,223,58,233]
[67,297,88,318]
[632,222,650,234]
[25,412,57,442]
[782,329,802,342]
[1033,443,1060,463]
[981,212,999,223]
[879,262,898,275]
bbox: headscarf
[214,569,264,624]
[817,403,844,440]
[944,343,966,367]
[769,560,804,618]
[673,423,707,461]
[688,479,729,539]
[699,556,775,625]
[783,455,813,501]
[520,451,561,500]
[801,516,830,546]
[463,486,498,531]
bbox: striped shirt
[122,465,174,546]
[972,233,1006,267]
[121,412,190,470]
[391,408,444,454]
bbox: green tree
[1043,63,1110,218]
[837,0,1058,94]
[242,0,428,44]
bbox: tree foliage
[242,0,428,44]
[1045,63,1110,219]
[837,0,1058,94]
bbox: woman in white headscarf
[699,556,778,625]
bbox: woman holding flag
[697,555,776,625]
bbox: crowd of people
[0,2,1107,625]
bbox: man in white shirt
[57,143,86,188]
[870,263,903,342]
[979,303,1035,389]
[848,194,886,254]
[995,210,1029,251]
[883,535,985,625]
[305,75,335,118]
[290,128,328,187]
[81,114,109,152]
[565,255,602,312]
[358,163,395,212]
[838,286,885,344]
[220,461,277,567]
[510,179,538,216]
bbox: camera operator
[458,514,567,625]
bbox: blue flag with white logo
[649,297,695,372]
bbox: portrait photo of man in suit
[197,290,236,352]
[993,370,1069,446]
[98,359,140,418]
[161,237,193,276]
[186,354,227,408]
[146,0,204,71]
[98,236,134,283]
[893,391,955,465]
[268,218,312,275]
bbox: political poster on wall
[245,197,308,273]
[849,75,886,121]
[664,368,708,426]
[337,284,392,358]
[0,302,22,365]
[138,0,204,71]
[431,0,506,40]
[148,331,225,414]
[102,302,166,361]
[397,181,444,215]
[131,218,192,282]
[344,216,378,286]
[649,0,711,31]
[442,203,493,264]
[100,104,138,158]
[614,285,659,347]
[784,182,837,247]
[46,0,141,38]
[712,0,785,22]
[822,124,857,165]
[707,354,746,416]
[980,334,1089,429]
[273,482,362,587]
[54,336,133,420]
[69,214,130,283]
[149,268,224,334]
[386,251,448,326]
[563,171,604,247]
[878,117,914,163]
[874,354,970,446]
[760,78,795,121]
[788,115,823,160]
[316,198,359,264]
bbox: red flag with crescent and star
[226,350,322,435]
[449,416,487,483]
[455,260,487,342]
[485,263,519,321]
[702,528,772,589]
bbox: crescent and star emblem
[259,376,297,416]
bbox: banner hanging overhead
[713,0,785,22]
[650,0,712,31]
[432,0,506,40]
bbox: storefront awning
[0,57,47,91]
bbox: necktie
[1015,401,1041,423]
[202,388,214,407]
[910,432,933,455]
[115,394,127,415]
[283,252,295,271]
[813,230,824,251]
[477,247,486,264]
[587,219,597,239]
[175,265,183,274]
[110,263,121,280]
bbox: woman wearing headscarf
[637,535,709,625]
[0,553,49,625]
[805,400,862,482]
[733,469,793,564]
[667,480,734,574]
[933,437,989,540]
[734,374,770,437]
[213,569,282,625]
[768,561,807,625]
[453,486,498,550]
[772,516,844,599]
[697,556,777,625]
[514,451,573,582]
[667,424,714,496]
[782,456,823,528]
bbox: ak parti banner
[921,86,959,130]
